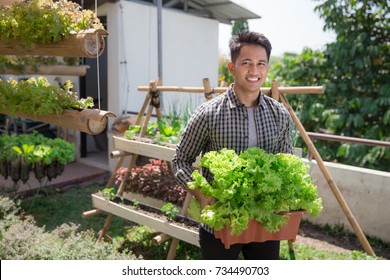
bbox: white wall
[101,1,219,118]
[97,1,219,171]
[306,160,390,243]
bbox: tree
[232,20,249,35]
[269,0,389,171]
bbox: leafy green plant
[161,202,179,221]
[102,187,116,201]
[132,199,140,208]
[154,116,183,144]
[0,77,94,116]
[0,132,76,183]
[188,147,323,235]
[0,0,104,47]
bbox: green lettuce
[188,147,323,235]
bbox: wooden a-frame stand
[84,79,375,259]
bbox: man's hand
[197,193,216,210]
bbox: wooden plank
[113,136,175,161]
[112,136,200,167]
[122,191,180,210]
[91,194,200,247]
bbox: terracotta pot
[214,211,304,249]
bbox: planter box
[0,29,108,58]
[112,136,200,166]
[91,193,200,247]
[1,108,116,135]
[214,211,304,249]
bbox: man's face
[228,44,270,95]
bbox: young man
[172,31,293,260]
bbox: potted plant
[0,0,108,58]
[0,131,76,184]
[12,144,34,183]
[187,147,323,249]
[0,77,116,135]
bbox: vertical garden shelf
[0,1,114,134]
[0,28,108,58]
[98,135,202,246]
[0,108,116,135]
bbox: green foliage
[8,183,385,260]
[102,187,116,201]
[267,0,389,171]
[161,202,179,221]
[124,113,185,144]
[0,56,82,74]
[0,131,76,183]
[218,55,234,86]
[0,195,138,260]
[0,0,103,47]
[188,148,323,235]
[232,20,249,36]
[0,77,94,116]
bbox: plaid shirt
[172,84,293,188]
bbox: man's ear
[227,61,235,74]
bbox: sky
[219,0,337,57]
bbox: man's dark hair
[229,31,272,63]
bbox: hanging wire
[94,0,101,111]
[119,0,131,116]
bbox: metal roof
[77,0,260,24]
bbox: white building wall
[97,1,219,171]
[306,160,390,243]
[100,1,219,118]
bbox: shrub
[0,195,140,260]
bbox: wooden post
[97,78,164,242]
[275,85,375,256]
[202,78,213,101]
[82,209,102,218]
[166,191,194,260]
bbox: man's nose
[248,64,259,74]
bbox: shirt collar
[227,83,265,109]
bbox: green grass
[18,183,384,260]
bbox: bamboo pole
[0,65,90,76]
[98,154,137,241]
[153,233,171,245]
[166,191,194,260]
[0,29,109,58]
[138,85,324,95]
[202,78,213,101]
[82,209,102,218]
[274,83,375,256]
[0,108,116,135]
